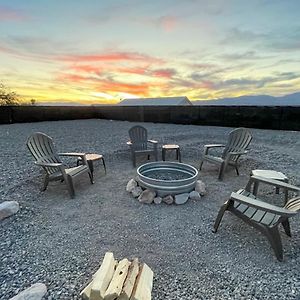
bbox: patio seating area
[0,119,300,300]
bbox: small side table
[77,154,106,176]
[251,169,288,199]
[162,144,181,162]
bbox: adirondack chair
[127,125,158,167]
[26,132,93,198]
[199,128,252,180]
[213,175,300,261]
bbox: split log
[90,252,117,300]
[80,280,93,300]
[130,263,153,300]
[118,258,139,300]
[104,258,131,300]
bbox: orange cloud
[98,81,150,95]
[58,51,163,64]
[69,65,102,74]
[152,68,177,78]
[57,73,89,83]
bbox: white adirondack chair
[127,125,158,167]
[26,132,93,198]
[199,128,253,180]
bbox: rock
[153,197,162,204]
[189,191,201,201]
[131,186,143,198]
[175,193,189,205]
[0,201,19,221]
[126,179,137,192]
[138,189,156,204]
[195,180,207,196]
[162,195,174,205]
[9,283,47,300]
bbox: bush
[0,83,20,106]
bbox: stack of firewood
[80,252,154,300]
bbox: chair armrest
[35,161,63,168]
[59,152,88,165]
[250,175,300,193]
[231,192,296,217]
[58,152,86,157]
[228,150,248,156]
[204,144,225,149]
[148,140,158,144]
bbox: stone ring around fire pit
[137,161,199,197]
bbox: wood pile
[80,252,154,300]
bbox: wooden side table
[251,169,288,199]
[162,144,181,162]
[77,154,106,176]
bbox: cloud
[212,72,300,89]
[58,51,163,64]
[223,27,300,52]
[221,51,273,61]
[0,6,28,22]
[151,68,177,78]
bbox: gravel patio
[1,119,300,300]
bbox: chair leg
[66,176,75,198]
[41,175,49,191]
[154,149,158,161]
[199,159,204,170]
[235,164,239,176]
[178,149,182,163]
[282,219,291,237]
[213,200,230,233]
[87,160,94,176]
[102,158,107,174]
[88,170,94,184]
[218,161,227,180]
[132,152,136,167]
[264,226,283,261]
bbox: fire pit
[137,161,198,196]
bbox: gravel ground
[0,119,300,300]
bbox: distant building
[118,96,193,106]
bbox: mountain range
[194,92,300,106]
[36,92,300,106]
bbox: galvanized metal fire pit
[137,161,198,197]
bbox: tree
[0,83,20,106]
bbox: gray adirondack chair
[213,175,300,261]
[26,132,93,198]
[199,128,252,180]
[127,125,158,167]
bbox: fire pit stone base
[126,178,206,205]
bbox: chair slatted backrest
[129,126,148,151]
[285,196,300,212]
[222,128,252,161]
[26,132,62,175]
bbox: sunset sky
[1,0,300,104]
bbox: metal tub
[137,161,198,197]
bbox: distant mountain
[193,92,300,106]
